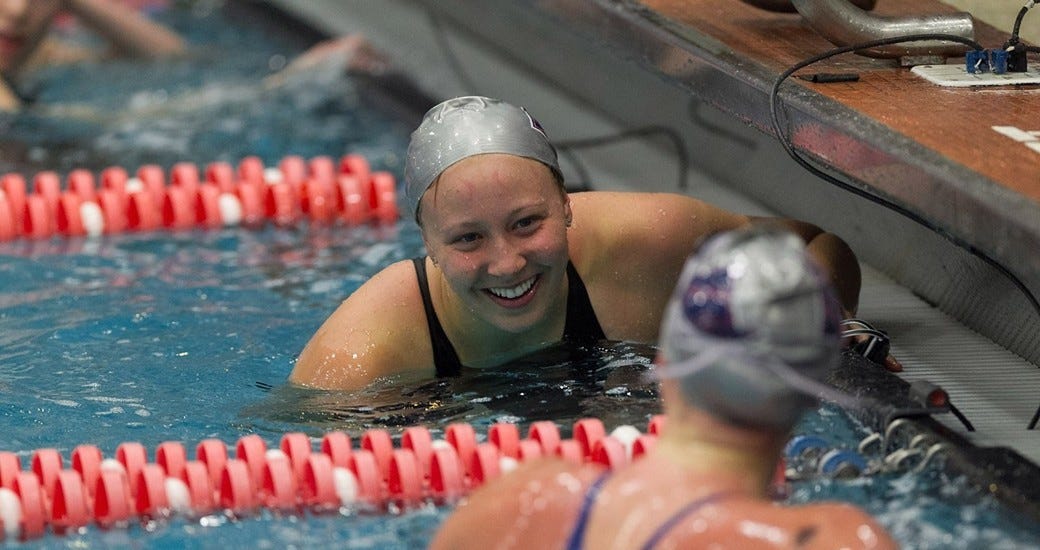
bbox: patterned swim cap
[404,96,561,221]
[657,226,842,431]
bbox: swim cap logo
[682,270,745,339]
[521,106,550,140]
[428,96,490,123]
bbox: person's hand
[0,80,22,111]
[264,34,389,90]
[840,318,903,372]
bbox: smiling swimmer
[291,96,870,390]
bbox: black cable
[769,33,1040,429]
[1006,3,1034,47]
[949,402,976,432]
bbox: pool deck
[262,0,1040,468]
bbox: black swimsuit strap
[564,261,606,341]
[413,257,465,376]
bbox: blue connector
[991,49,1009,74]
[966,49,990,74]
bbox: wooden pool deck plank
[640,0,1040,204]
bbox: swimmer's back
[613,499,899,549]
[432,456,899,550]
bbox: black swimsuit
[412,257,606,376]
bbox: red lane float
[401,427,433,481]
[321,432,352,469]
[204,162,234,193]
[93,469,131,527]
[68,170,97,201]
[0,417,669,542]
[0,452,21,490]
[2,173,28,231]
[488,423,520,459]
[262,456,297,511]
[22,195,52,240]
[0,154,400,244]
[56,193,86,237]
[300,454,337,509]
[0,191,16,242]
[71,445,102,498]
[235,435,267,489]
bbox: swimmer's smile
[484,274,539,308]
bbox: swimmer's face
[0,0,62,74]
[420,153,571,334]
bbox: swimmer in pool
[0,0,185,110]
[290,95,893,391]
[430,226,899,550]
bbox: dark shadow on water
[240,341,661,438]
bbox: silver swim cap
[404,96,561,220]
[657,226,842,432]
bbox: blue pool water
[1,2,1039,548]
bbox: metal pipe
[739,0,875,14]
[790,0,974,59]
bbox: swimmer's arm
[749,217,903,372]
[63,0,185,59]
[289,260,433,390]
[748,217,861,316]
[0,81,21,112]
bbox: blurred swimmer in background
[0,0,185,110]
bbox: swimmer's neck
[655,406,785,497]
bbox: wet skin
[420,153,573,347]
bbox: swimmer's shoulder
[326,259,426,323]
[291,259,433,390]
[332,258,431,351]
